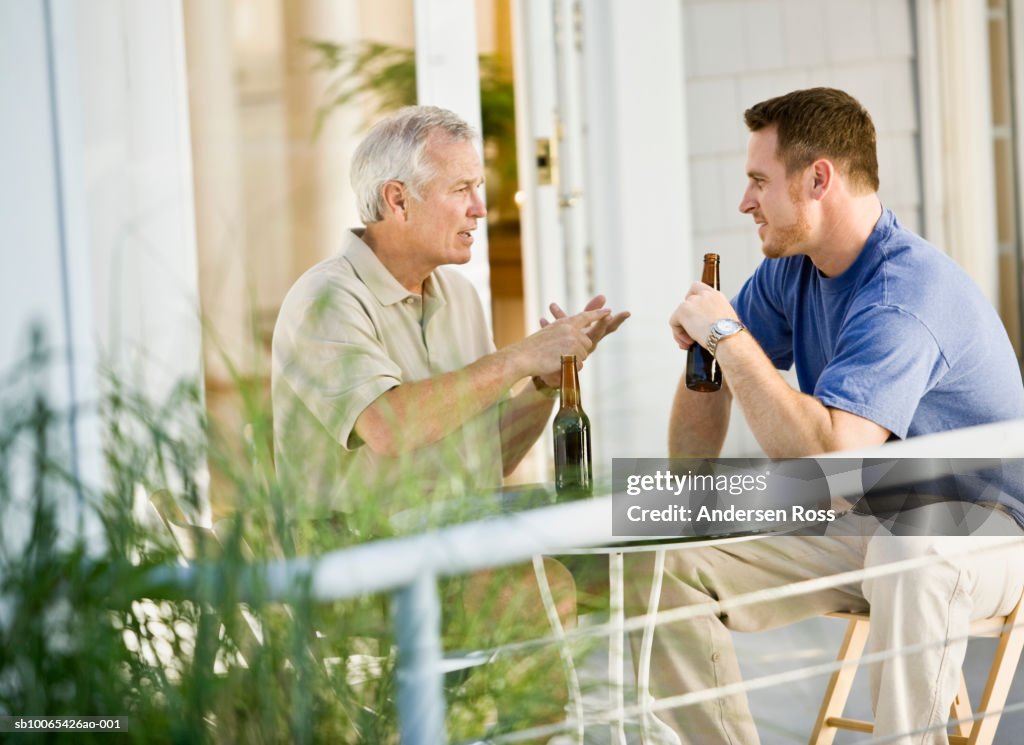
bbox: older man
[272,105,627,535]
[271,105,628,733]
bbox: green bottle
[553,355,593,496]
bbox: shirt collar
[341,229,417,306]
[421,272,448,325]
[818,207,894,294]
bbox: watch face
[714,319,743,335]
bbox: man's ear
[809,159,835,200]
[381,180,408,220]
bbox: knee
[539,556,577,628]
[862,536,958,606]
[623,549,715,615]
[462,559,577,639]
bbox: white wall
[580,1,693,466]
[682,0,920,455]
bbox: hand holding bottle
[675,253,732,392]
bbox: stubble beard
[761,180,811,259]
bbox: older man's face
[404,133,487,268]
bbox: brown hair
[744,87,879,193]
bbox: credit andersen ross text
[626,502,836,524]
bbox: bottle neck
[701,258,720,290]
[560,357,581,409]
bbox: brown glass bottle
[686,253,722,392]
[553,355,593,497]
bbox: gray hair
[351,106,479,224]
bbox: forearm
[357,348,525,456]
[355,304,620,458]
[714,334,837,457]
[499,381,557,475]
[668,374,732,457]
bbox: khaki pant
[625,505,1024,745]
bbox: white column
[0,0,102,547]
[182,0,252,382]
[414,0,492,322]
[919,0,998,301]
[74,0,204,404]
[81,0,207,519]
[0,0,207,543]
[280,0,361,278]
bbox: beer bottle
[553,355,593,497]
[686,252,722,392]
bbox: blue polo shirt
[732,208,1024,520]
[733,208,1023,437]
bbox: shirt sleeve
[275,289,402,452]
[731,260,795,370]
[813,304,948,438]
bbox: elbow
[762,435,869,460]
[361,432,402,457]
[356,406,442,456]
[817,436,850,455]
[819,410,892,455]
[762,430,836,459]
[501,453,524,478]
[355,408,405,457]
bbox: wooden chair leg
[949,672,973,739]
[965,596,1024,745]
[814,592,1024,745]
[809,617,870,745]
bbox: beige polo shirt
[271,230,503,527]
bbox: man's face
[404,134,487,267]
[738,126,811,259]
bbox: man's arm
[497,380,558,476]
[713,331,890,456]
[668,377,732,457]
[669,282,890,457]
[354,309,609,457]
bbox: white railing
[156,417,1024,744]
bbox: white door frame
[512,0,693,465]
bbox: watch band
[706,321,745,358]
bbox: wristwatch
[705,318,745,357]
